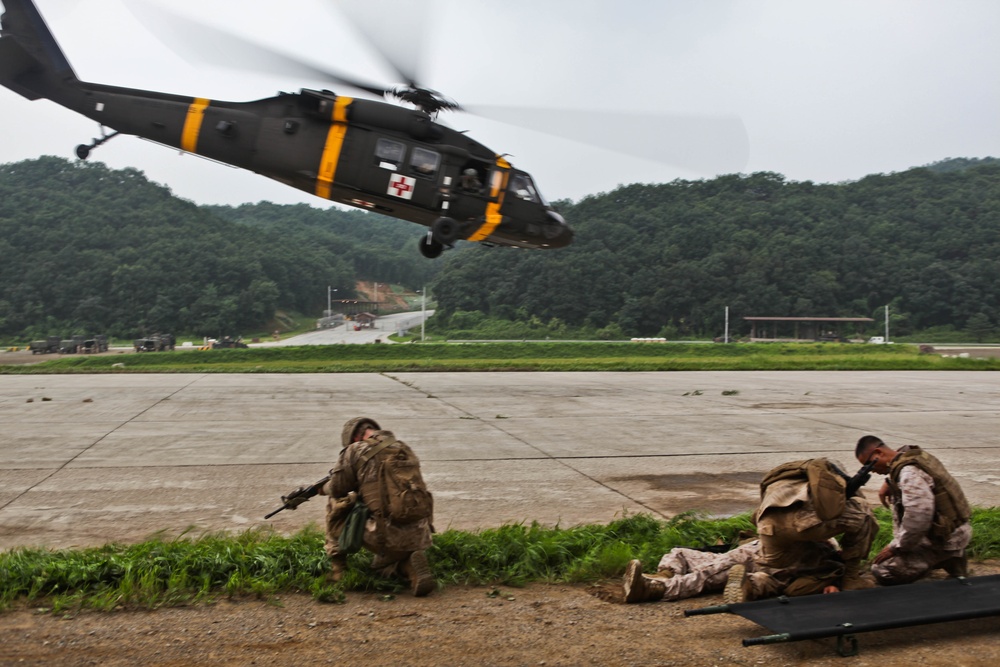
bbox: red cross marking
[390,175,414,197]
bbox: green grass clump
[0,514,753,611]
[3,509,999,613]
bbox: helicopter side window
[458,161,487,193]
[509,172,541,203]
[375,138,406,170]
[410,147,441,178]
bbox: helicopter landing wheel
[419,233,444,259]
[431,216,461,246]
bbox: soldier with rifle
[267,416,435,596]
[855,435,972,584]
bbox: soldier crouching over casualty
[724,457,879,603]
[319,416,436,596]
[622,541,759,603]
[855,435,972,585]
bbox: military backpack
[357,436,434,524]
[759,458,848,521]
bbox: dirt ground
[3,563,1000,667]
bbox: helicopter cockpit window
[375,138,406,170]
[410,147,441,178]
[509,172,543,203]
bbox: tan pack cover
[760,458,847,521]
[357,435,434,524]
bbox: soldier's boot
[939,554,969,578]
[723,564,752,604]
[841,563,877,591]
[328,555,348,583]
[623,560,666,603]
[402,550,435,597]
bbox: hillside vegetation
[3,156,1000,342]
[0,157,436,339]
[430,159,1000,340]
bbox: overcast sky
[2,0,999,207]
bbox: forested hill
[0,157,434,338]
[430,161,1000,338]
[3,156,999,341]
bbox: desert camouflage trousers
[873,523,972,585]
[641,542,758,601]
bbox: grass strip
[4,342,999,373]
[2,509,999,612]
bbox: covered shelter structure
[744,316,874,343]
[334,299,379,316]
[353,312,378,329]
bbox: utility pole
[421,286,427,342]
[327,285,331,318]
[885,304,890,343]
[724,306,729,343]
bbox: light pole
[374,283,379,313]
[421,286,427,342]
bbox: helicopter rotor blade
[123,0,391,98]
[332,0,430,90]
[462,105,750,175]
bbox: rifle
[844,458,877,497]
[264,475,330,519]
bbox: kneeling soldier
[320,416,436,596]
[856,435,972,585]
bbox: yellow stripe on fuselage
[315,96,354,199]
[467,156,511,242]
[181,97,210,153]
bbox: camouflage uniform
[658,541,759,601]
[874,448,972,585]
[624,542,758,603]
[749,459,878,597]
[319,417,433,579]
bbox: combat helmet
[341,416,381,448]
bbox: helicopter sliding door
[351,134,443,211]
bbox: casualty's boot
[328,555,348,583]
[623,560,666,603]
[841,564,877,591]
[723,564,752,604]
[940,554,969,578]
[403,550,435,597]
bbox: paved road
[1,371,999,550]
[260,310,435,346]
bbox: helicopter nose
[543,210,573,248]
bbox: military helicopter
[0,0,575,258]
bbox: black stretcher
[685,574,1000,656]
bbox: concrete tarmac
[1,371,998,550]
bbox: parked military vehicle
[81,335,109,353]
[58,335,86,354]
[212,336,248,349]
[29,336,61,354]
[133,334,175,352]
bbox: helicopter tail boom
[0,0,78,100]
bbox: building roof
[743,317,874,323]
